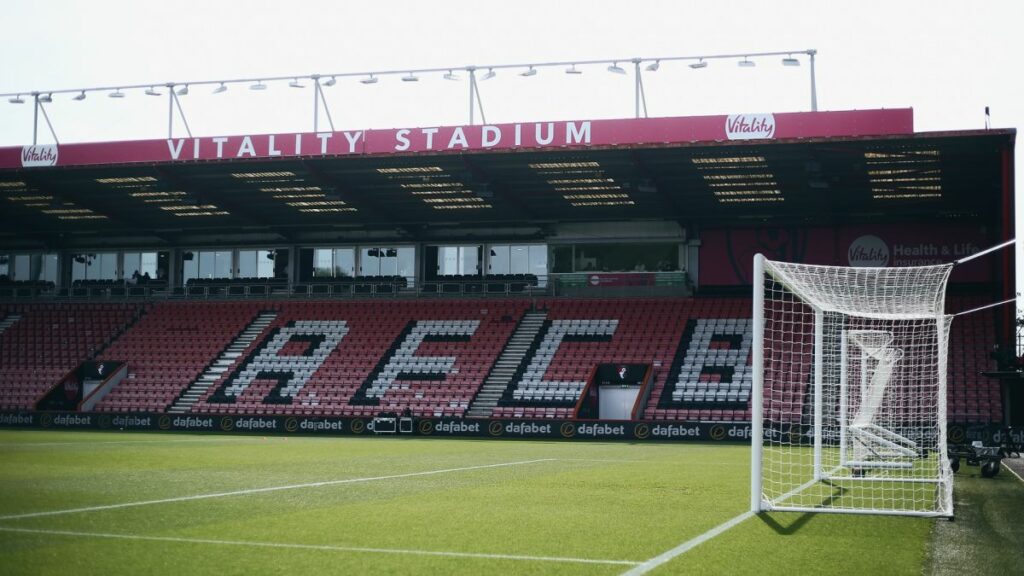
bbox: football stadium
[1,45,1023,575]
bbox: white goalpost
[750,254,959,517]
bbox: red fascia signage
[0,108,913,170]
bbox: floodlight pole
[809,49,818,112]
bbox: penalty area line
[0,526,640,567]
[619,511,754,576]
[0,458,555,521]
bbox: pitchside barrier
[0,411,1015,445]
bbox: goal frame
[750,253,955,518]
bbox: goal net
[751,254,954,517]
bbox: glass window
[438,245,480,276]
[123,253,142,279]
[529,245,548,287]
[96,253,117,279]
[379,247,399,276]
[141,252,159,278]
[333,248,355,278]
[41,254,58,284]
[196,251,213,279]
[256,250,275,278]
[183,253,198,282]
[510,245,529,273]
[14,254,30,280]
[572,243,679,273]
[0,254,8,278]
[237,250,257,278]
[360,247,380,277]
[489,245,510,274]
[549,245,573,273]
[397,247,415,286]
[314,248,333,278]
[213,251,232,278]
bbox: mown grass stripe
[0,458,555,521]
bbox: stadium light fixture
[360,74,379,85]
[8,95,25,104]
[288,78,304,88]
[519,66,537,77]
[782,55,800,66]
[565,64,582,75]
[481,68,497,80]
[144,86,161,96]
[212,82,228,94]
[690,59,708,69]
[323,76,337,86]
[250,81,268,91]
[738,57,756,68]
[443,70,460,81]
[645,60,660,72]
[73,91,86,101]
[108,90,125,99]
[401,72,419,82]
[176,84,189,96]
[38,93,53,103]
[607,62,627,74]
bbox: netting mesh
[754,258,954,517]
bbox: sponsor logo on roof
[21,144,58,167]
[725,114,776,140]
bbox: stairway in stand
[166,311,277,414]
[0,313,22,337]
[465,310,547,418]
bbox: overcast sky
[1,0,1022,296]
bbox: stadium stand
[492,298,689,419]
[948,297,1001,422]
[0,303,141,410]
[94,302,266,413]
[185,300,529,417]
[0,295,1004,424]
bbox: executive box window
[488,244,547,286]
[237,249,276,279]
[72,252,117,281]
[10,253,58,283]
[549,243,681,273]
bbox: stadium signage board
[0,410,1014,444]
[0,108,913,169]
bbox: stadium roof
[0,108,1015,249]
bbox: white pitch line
[0,526,640,567]
[0,458,555,521]
[1003,461,1024,484]
[619,511,754,576]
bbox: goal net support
[750,254,955,517]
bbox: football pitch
[0,430,1020,575]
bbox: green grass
[0,430,1018,575]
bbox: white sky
[1,0,1022,302]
